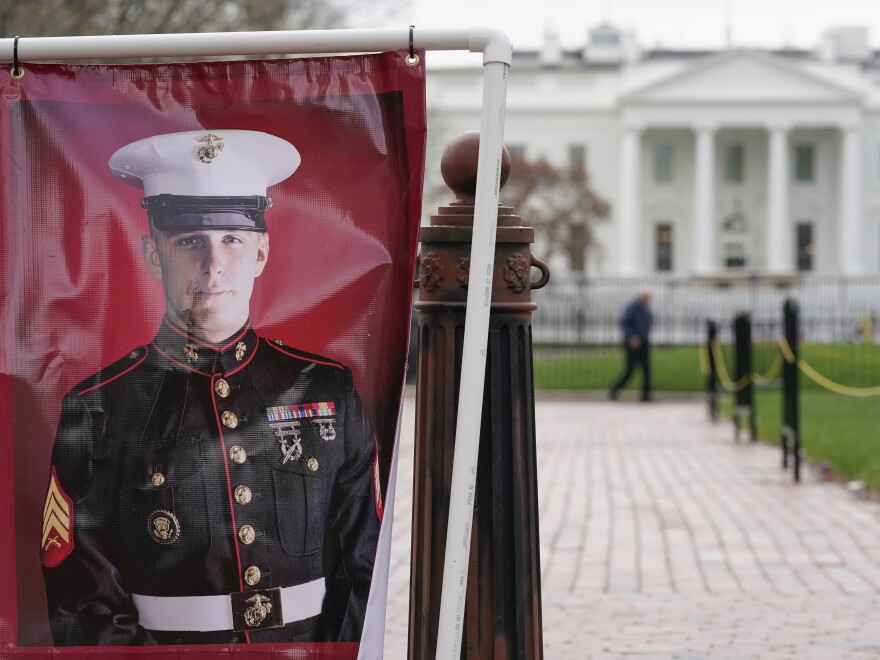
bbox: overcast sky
[373,0,878,65]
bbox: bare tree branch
[1,0,402,39]
[501,156,611,273]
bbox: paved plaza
[382,393,880,658]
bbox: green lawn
[534,343,880,491]
[720,390,880,491]
[534,345,706,392]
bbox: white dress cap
[108,129,300,197]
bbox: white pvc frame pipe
[2,27,510,660]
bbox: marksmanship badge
[313,418,337,442]
[270,421,302,464]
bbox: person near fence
[609,289,653,401]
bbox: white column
[766,123,791,272]
[838,123,864,274]
[692,123,717,274]
[618,123,643,275]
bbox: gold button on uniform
[244,565,261,586]
[234,485,252,505]
[306,458,319,472]
[238,525,256,545]
[151,472,165,487]
[229,445,247,464]
[221,411,239,429]
[214,378,230,398]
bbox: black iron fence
[529,273,880,390]
[533,273,880,345]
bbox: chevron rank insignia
[41,467,74,568]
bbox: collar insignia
[183,344,199,364]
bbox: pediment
[623,50,861,105]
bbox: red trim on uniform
[209,374,250,644]
[151,343,213,377]
[163,318,252,352]
[372,434,383,521]
[266,340,344,370]
[78,348,149,395]
[225,338,259,377]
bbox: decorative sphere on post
[440,131,511,203]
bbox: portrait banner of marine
[0,48,426,658]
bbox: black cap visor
[142,194,270,232]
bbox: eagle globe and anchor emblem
[244,593,273,628]
[196,133,224,164]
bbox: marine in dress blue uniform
[40,130,381,645]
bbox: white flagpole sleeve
[435,56,510,660]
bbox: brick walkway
[382,393,880,658]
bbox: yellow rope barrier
[751,351,782,385]
[802,343,880,367]
[708,339,751,393]
[778,335,796,364]
[778,336,880,398]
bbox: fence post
[733,312,757,441]
[707,320,719,421]
[409,132,547,659]
[781,298,800,482]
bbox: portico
[616,50,866,276]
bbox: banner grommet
[405,25,419,67]
[10,36,24,79]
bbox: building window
[568,144,587,172]
[723,242,746,268]
[507,144,526,161]
[796,222,814,271]
[725,144,744,182]
[655,223,673,271]
[795,144,814,182]
[654,144,674,183]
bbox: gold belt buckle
[230,587,284,631]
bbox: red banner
[0,51,426,656]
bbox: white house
[424,25,880,278]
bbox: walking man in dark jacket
[609,289,653,401]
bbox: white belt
[132,578,326,632]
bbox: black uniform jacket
[41,318,381,646]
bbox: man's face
[143,229,269,343]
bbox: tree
[1,0,399,40]
[500,156,610,273]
